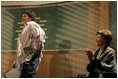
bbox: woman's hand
[84,48,94,62]
[84,48,92,56]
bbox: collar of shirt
[24,21,35,27]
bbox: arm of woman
[100,49,116,71]
[84,48,94,62]
[87,49,116,72]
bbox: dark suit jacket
[86,47,117,78]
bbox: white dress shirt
[15,21,45,69]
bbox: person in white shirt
[12,10,45,78]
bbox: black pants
[19,55,40,78]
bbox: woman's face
[96,34,106,47]
[22,13,32,24]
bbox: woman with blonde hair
[84,29,117,78]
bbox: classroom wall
[1,1,114,51]
[1,1,89,50]
[88,1,111,50]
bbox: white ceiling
[1,1,65,6]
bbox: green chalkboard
[1,2,89,50]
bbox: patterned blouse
[15,21,45,69]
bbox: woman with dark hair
[84,29,117,78]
